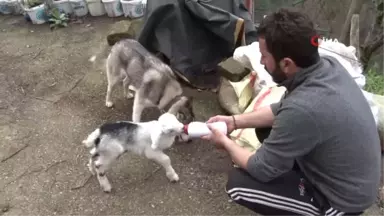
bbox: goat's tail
[82,128,101,148]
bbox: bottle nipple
[183,124,189,134]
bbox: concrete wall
[252,0,376,40]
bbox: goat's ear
[159,122,172,134]
[150,129,162,150]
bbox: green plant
[48,8,69,30]
[364,68,384,95]
[22,0,44,8]
[377,0,383,26]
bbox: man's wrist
[223,138,234,150]
[232,115,238,130]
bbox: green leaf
[376,12,383,25]
[378,2,383,12]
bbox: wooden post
[245,0,254,22]
[339,0,365,45]
[350,14,360,59]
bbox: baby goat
[82,112,184,192]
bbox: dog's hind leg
[106,81,118,108]
[132,91,146,123]
[105,62,120,108]
[144,148,179,182]
[122,75,134,99]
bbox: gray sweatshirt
[246,55,381,213]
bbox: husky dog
[96,38,193,124]
[82,112,184,192]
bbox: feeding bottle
[183,121,227,138]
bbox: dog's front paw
[105,101,114,108]
[167,172,179,182]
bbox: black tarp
[136,0,257,89]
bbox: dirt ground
[0,15,382,215]
[0,15,254,215]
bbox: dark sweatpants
[225,127,363,216]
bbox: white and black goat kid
[82,112,184,192]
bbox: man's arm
[233,104,276,129]
[221,102,282,167]
[222,138,254,169]
[232,104,321,182]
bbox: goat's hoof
[167,173,179,182]
[103,189,112,193]
[126,93,134,99]
[105,101,114,108]
[102,186,112,193]
[87,166,96,175]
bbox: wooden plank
[350,14,360,59]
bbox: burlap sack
[218,71,258,115]
[229,86,287,152]
[372,93,384,151]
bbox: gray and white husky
[90,39,194,124]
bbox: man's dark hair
[256,8,319,68]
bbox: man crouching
[203,8,381,216]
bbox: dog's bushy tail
[89,33,135,65]
[88,42,111,67]
[82,128,101,148]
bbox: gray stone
[217,77,243,115]
[217,57,251,82]
[106,19,144,46]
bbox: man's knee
[255,127,272,143]
[225,168,276,215]
[225,167,251,197]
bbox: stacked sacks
[318,38,384,153]
[218,41,278,116]
[229,41,286,152]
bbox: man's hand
[201,123,231,149]
[206,115,236,134]
[202,123,253,170]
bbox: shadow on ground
[0,15,253,215]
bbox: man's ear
[280,58,290,73]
